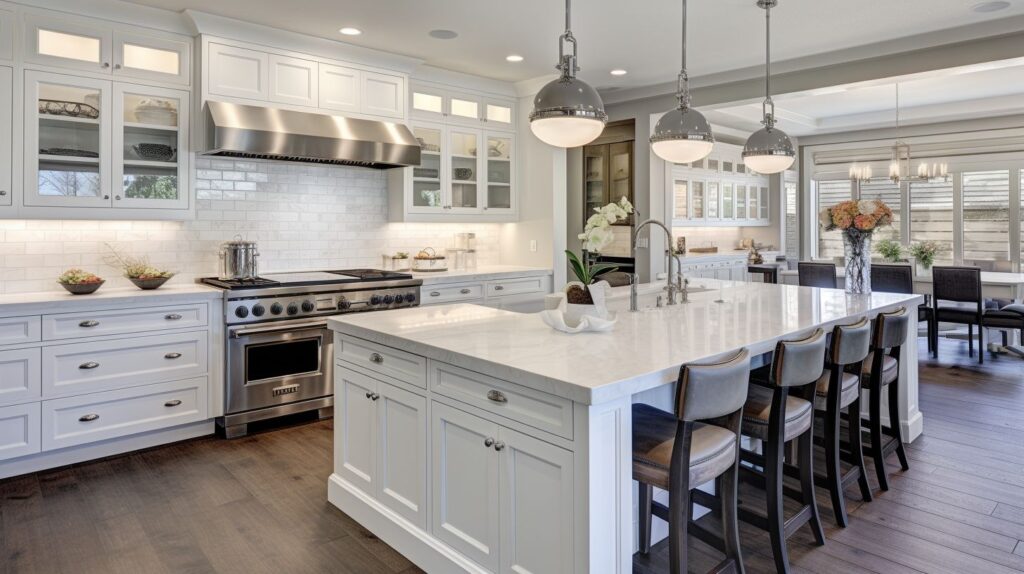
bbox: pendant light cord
[557,0,579,78]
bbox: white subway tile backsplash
[0,158,502,294]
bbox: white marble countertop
[411,265,552,285]
[779,268,1024,286]
[330,281,922,405]
[0,284,222,315]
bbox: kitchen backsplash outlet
[0,158,502,294]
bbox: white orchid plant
[565,197,634,299]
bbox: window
[909,179,954,265]
[785,181,798,258]
[859,180,901,243]
[814,179,852,259]
[962,170,1010,268]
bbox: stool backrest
[771,328,827,387]
[830,317,872,366]
[932,266,982,305]
[798,262,837,289]
[871,264,913,295]
[873,307,911,351]
[675,349,750,422]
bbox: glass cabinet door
[748,187,759,220]
[736,185,747,220]
[691,181,705,219]
[483,100,514,128]
[25,71,110,208]
[484,133,513,211]
[409,124,445,213]
[673,179,688,219]
[113,32,190,85]
[448,94,481,125]
[707,181,720,219]
[609,141,633,224]
[410,86,446,121]
[722,183,734,219]
[584,144,607,221]
[113,84,189,209]
[25,15,112,73]
[759,187,769,220]
[448,128,481,211]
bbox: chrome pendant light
[743,0,795,175]
[650,0,714,164]
[529,0,608,148]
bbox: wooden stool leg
[848,398,873,502]
[720,460,745,574]
[979,324,984,364]
[869,383,889,491]
[668,475,691,574]
[968,324,974,357]
[765,433,790,574]
[799,430,826,545]
[638,482,653,555]
[887,381,910,471]
[824,395,848,527]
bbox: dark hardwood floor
[2,338,1024,573]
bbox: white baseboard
[0,420,214,480]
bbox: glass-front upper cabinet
[113,32,190,85]
[609,141,633,223]
[722,183,734,220]
[747,187,759,220]
[736,185,747,220]
[25,71,110,208]
[584,145,607,218]
[691,181,705,219]
[410,86,446,121]
[113,84,189,209]
[448,128,481,211]
[448,94,480,125]
[707,181,720,219]
[409,123,445,214]
[483,99,514,128]
[484,133,513,212]
[759,186,770,220]
[673,180,688,220]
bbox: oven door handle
[229,320,329,338]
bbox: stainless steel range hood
[201,101,420,169]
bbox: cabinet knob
[165,314,182,321]
[486,390,508,404]
[115,195,122,200]
[484,437,495,447]
[114,63,122,70]
[164,352,182,359]
[164,400,182,407]
[365,391,373,399]
[369,352,384,364]
[370,393,380,401]
[102,62,110,69]
[79,413,99,422]
[79,361,100,370]
[103,195,110,200]
[0,190,6,196]
[493,441,505,452]
[459,288,472,295]
[79,320,100,328]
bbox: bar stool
[633,349,751,574]
[798,262,837,288]
[861,307,911,491]
[740,329,828,574]
[814,318,873,527]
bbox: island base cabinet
[335,367,428,529]
[431,401,574,574]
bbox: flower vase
[844,230,872,295]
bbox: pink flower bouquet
[819,199,893,234]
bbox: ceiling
[123,0,1024,88]
[703,59,1024,137]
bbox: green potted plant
[874,238,903,263]
[909,241,939,276]
[563,197,633,323]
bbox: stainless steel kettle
[219,236,260,280]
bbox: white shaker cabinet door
[318,64,360,113]
[431,401,501,572]
[375,381,428,529]
[498,427,574,574]
[335,368,378,494]
[268,54,318,108]
[361,71,404,119]
[0,403,41,461]
[207,43,268,101]
[0,65,10,207]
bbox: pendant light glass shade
[529,0,607,148]
[742,0,794,175]
[651,0,714,164]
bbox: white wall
[0,158,502,294]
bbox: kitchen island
[326,280,923,574]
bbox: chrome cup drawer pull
[79,413,99,422]
[164,352,182,360]
[164,400,182,407]
[79,362,100,370]
[486,390,508,404]
[493,285,505,291]
[369,352,384,364]
[79,320,100,328]
[429,291,441,297]
[459,288,472,294]
[165,313,183,321]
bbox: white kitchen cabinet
[0,403,41,461]
[208,42,268,101]
[447,92,482,127]
[268,54,318,108]
[0,348,42,406]
[24,13,113,74]
[410,84,447,122]
[0,316,42,346]
[0,9,13,61]
[410,82,515,131]
[448,126,482,213]
[483,98,515,129]
[484,132,514,214]
[431,401,502,572]
[406,122,446,216]
[361,71,404,119]
[0,65,11,207]
[113,31,190,85]
[336,368,378,494]
[318,63,361,113]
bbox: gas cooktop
[200,269,413,290]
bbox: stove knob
[404,293,417,303]
[370,295,382,306]
[337,297,351,310]
[234,306,249,319]
[302,300,315,312]
[270,302,283,315]
[251,304,266,317]
[287,303,299,316]
[382,294,395,305]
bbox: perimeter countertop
[411,265,552,285]
[0,284,223,315]
[329,281,921,405]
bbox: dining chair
[871,264,936,354]
[931,266,985,363]
[798,262,837,289]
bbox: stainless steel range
[200,269,421,438]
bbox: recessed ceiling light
[428,29,459,40]
[610,69,628,76]
[506,54,524,63]
[339,27,362,36]
[972,1,1011,12]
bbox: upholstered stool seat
[632,403,737,489]
[814,370,859,411]
[861,352,898,385]
[742,385,813,441]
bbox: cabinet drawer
[0,402,41,461]
[486,277,545,298]
[0,316,41,345]
[430,362,573,440]
[0,348,41,406]
[42,377,208,451]
[43,304,207,340]
[423,283,485,305]
[337,334,426,389]
[43,331,208,398]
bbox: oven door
[226,319,333,415]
